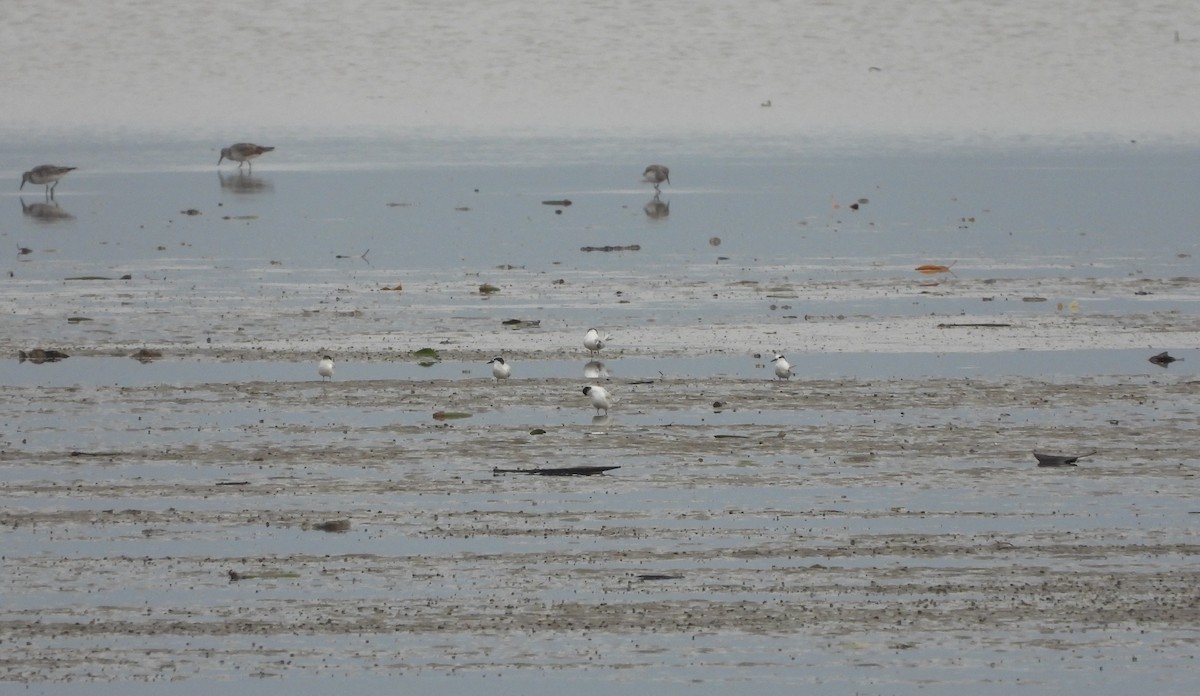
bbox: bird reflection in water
[584,360,609,379]
[218,171,273,194]
[20,197,74,222]
[643,194,669,220]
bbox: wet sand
[3,306,1199,691]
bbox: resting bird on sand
[318,355,335,381]
[584,328,611,356]
[582,385,614,415]
[219,143,275,171]
[771,354,793,380]
[487,356,512,381]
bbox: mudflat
[3,146,1199,693]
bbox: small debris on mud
[433,411,471,420]
[18,348,70,363]
[309,520,351,533]
[581,244,641,252]
[1034,450,1096,467]
[130,348,163,362]
[493,465,620,476]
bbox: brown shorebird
[218,143,275,172]
[20,165,76,198]
[642,164,670,192]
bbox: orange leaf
[915,262,956,275]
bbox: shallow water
[1,346,1195,389]
[3,137,1200,693]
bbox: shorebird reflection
[584,360,609,379]
[20,197,73,222]
[219,171,273,194]
[643,194,669,220]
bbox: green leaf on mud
[433,411,471,421]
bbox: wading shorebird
[642,164,670,192]
[318,355,335,381]
[582,385,614,415]
[20,165,76,198]
[218,143,275,172]
[771,354,793,380]
[487,355,512,381]
[584,328,611,356]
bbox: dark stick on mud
[493,465,620,476]
[1034,450,1097,467]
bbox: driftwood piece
[581,244,640,252]
[1034,451,1096,467]
[492,465,620,477]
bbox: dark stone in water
[18,348,69,364]
[1148,351,1178,366]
